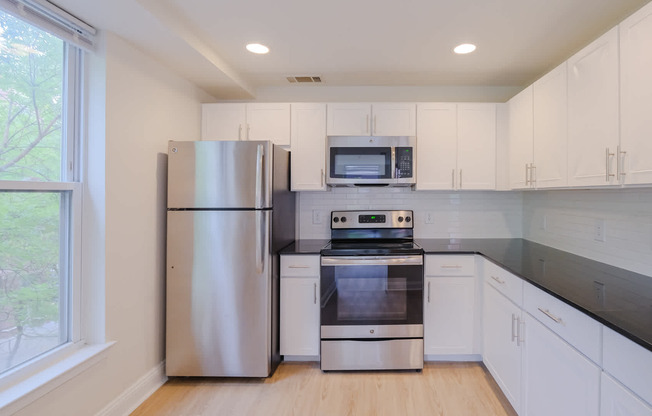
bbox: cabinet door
[280,276,320,356]
[601,372,652,416]
[424,276,475,355]
[567,27,620,186]
[523,316,600,416]
[458,103,496,190]
[290,103,327,191]
[533,62,568,188]
[508,86,534,189]
[326,103,371,135]
[201,103,246,141]
[372,103,416,136]
[415,103,457,190]
[246,103,291,146]
[620,2,652,185]
[483,283,523,413]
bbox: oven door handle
[321,255,423,266]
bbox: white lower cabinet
[424,276,475,355]
[483,282,524,413]
[602,372,652,416]
[280,255,320,358]
[523,314,600,416]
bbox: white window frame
[0,7,111,413]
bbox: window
[0,7,83,376]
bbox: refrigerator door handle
[256,212,267,274]
[255,144,265,209]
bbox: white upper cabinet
[416,103,496,190]
[457,103,497,190]
[202,103,291,146]
[416,103,458,190]
[202,103,246,141]
[567,27,620,187]
[290,103,327,191]
[326,103,416,136]
[508,86,534,189]
[620,1,652,185]
[533,62,568,188]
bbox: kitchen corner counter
[417,238,652,353]
[280,239,329,255]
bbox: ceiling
[54,0,650,100]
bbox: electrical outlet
[425,212,434,224]
[312,210,322,225]
[594,218,606,242]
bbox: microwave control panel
[395,147,413,178]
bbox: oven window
[330,147,391,179]
[320,263,423,326]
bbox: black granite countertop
[417,238,652,353]
[280,238,652,352]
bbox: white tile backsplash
[523,188,652,277]
[298,188,523,240]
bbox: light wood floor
[131,362,517,416]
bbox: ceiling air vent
[287,76,322,83]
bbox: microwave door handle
[392,147,397,179]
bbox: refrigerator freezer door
[166,210,272,377]
[168,140,273,209]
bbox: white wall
[13,32,212,416]
[523,188,652,277]
[299,188,523,240]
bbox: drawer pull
[511,314,518,342]
[288,265,310,269]
[538,307,564,325]
[491,275,505,285]
[440,265,463,269]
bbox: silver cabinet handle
[441,265,462,269]
[288,265,310,269]
[255,144,264,208]
[238,124,242,141]
[246,123,251,140]
[517,319,525,346]
[538,307,564,325]
[525,163,529,186]
[606,148,615,182]
[314,282,317,304]
[530,164,536,187]
[511,314,518,342]
[366,114,370,134]
[452,169,455,189]
[320,169,324,187]
[374,115,377,135]
[618,145,627,181]
[491,275,505,284]
[427,281,431,303]
[459,169,463,189]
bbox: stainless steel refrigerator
[165,140,295,377]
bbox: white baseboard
[96,361,167,416]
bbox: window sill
[0,341,116,415]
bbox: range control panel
[331,210,413,229]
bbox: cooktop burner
[320,210,424,256]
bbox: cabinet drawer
[483,259,523,306]
[425,255,475,276]
[523,283,601,364]
[603,326,652,406]
[281,255,320,276]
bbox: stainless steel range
[320,210,424,371]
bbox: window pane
[0,11,64,181]
[0,192,68,374]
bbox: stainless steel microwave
[326,136,416,187]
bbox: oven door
[320,255,423,338]
[327,146,393,186]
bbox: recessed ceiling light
[454,43,476,54]
[246,43,269,54]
